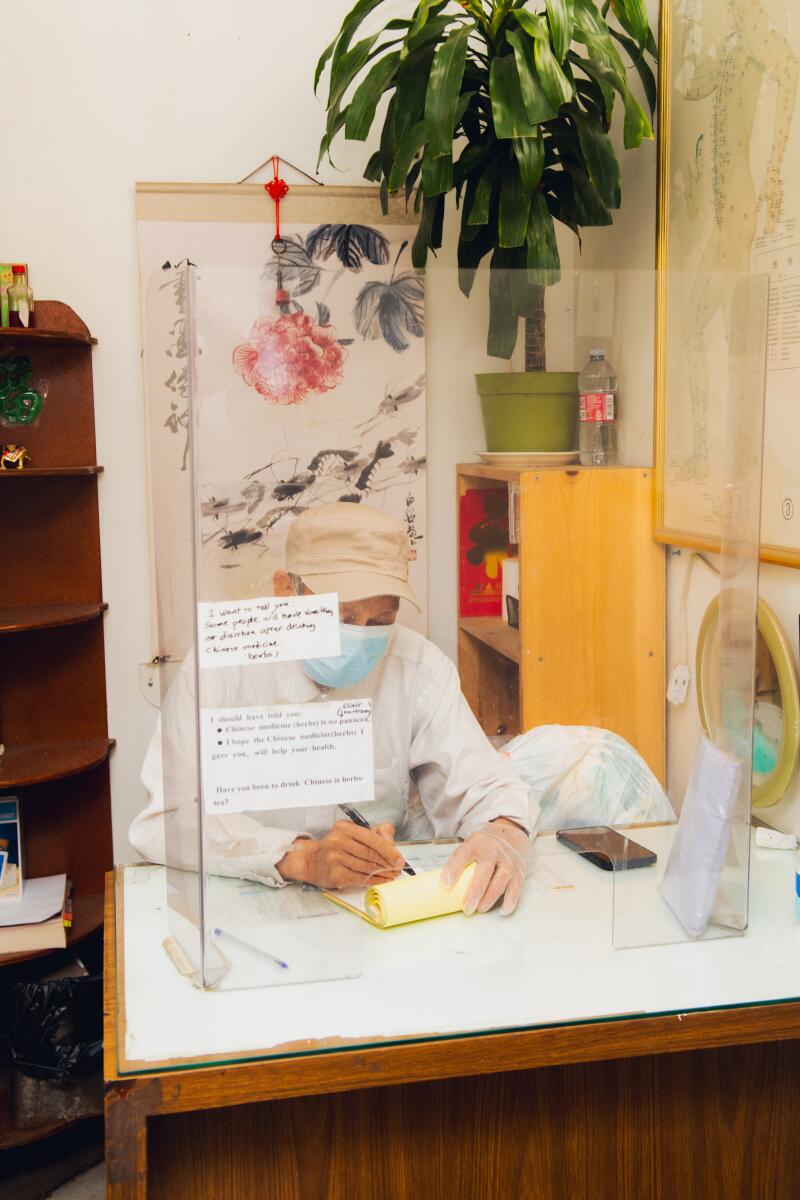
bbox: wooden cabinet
[0,302,111,1156]
[457,464,666,781]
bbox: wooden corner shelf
[0,603,108,634]
[0,892,104,970]
[0,739,114,789]
[0,299,111,1162]
[459,617,521,665]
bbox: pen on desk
[339,804,416,876]
[213,927,288,970]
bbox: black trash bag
[9,976,102,1081]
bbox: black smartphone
[555,826,657,871]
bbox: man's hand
[277,821,404,890]
[441,819,530,916]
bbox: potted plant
[316,0,657,452]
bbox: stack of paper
[0,874,68,955]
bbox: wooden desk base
[105,880,800,1199]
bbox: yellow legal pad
[324,863,477,929]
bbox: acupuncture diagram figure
[677,0,798,480]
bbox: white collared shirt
[131,625,537,885]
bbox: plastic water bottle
[579,350,618,466]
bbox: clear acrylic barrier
[135,252,775,1054]
[612,273,767,947]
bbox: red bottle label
[579,391,615,422]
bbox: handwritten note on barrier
[201,701,374,813]
[197,594,340,669]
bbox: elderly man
[131,503,536,915]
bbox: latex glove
[441,819,530,916]
[277,821,404,890]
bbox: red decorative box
[459,488,511,617]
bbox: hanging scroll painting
[655,0,800,564]
[136,184,426,657]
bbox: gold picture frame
[696,596,800,809]
[653,0,800,567]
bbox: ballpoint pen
[339,804,416,876]
[213,927,289,970]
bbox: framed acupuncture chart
[654,0,800,565]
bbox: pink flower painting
[233,311,346,405]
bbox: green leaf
[506,29,557,124]
[379,93,397,177]
[314,0,388,93]
[515,11,575,110]
[458,218,494,297]
[623,86,653,149]
[488,248,520,359]
[468,157,501,225]
[328,33,380,114]
[569,170,613,225]
[573,110,620,207]
[406,12,454,53]
[513,131,545,194]
[527,192,561,284]
[572,0,628,82]
[388,119,426,190]
[567,50,620,120]
[499,159,531,248]
[490,54,540,139]
[411,193,445,268]
[574,77,609,123]
[424,26,470,159]
[454,141,491,188]
[609,28,657,116]
[545,0,575,63]
[346,51,401,140]
[421,149,453,195]
[409,0,448,44]
[317,107,349,169]
[363,150,383,182]
[394,45,436,142]
[610,0,649,49]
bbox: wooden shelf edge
[0,465,103,477]
[0,602,108,634]
[0,739,114,788]
[0,327,96,347]
[459,617,521,664]
[457,462,521,484]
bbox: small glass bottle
[8,265,35,329]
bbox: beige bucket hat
[285,502,421,611]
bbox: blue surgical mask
[301,623,392,689]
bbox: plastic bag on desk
[505,725,674,831]
[9,976,102,1081]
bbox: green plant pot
[476,371,579,453]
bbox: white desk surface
[119,828,800,1071]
